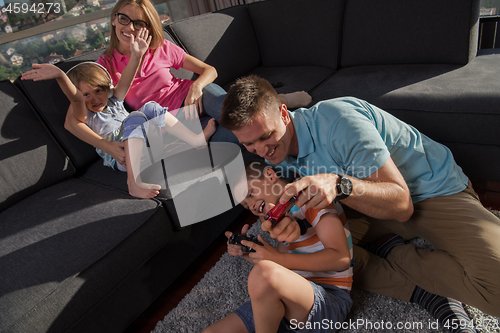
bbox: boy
[203,160,353,333]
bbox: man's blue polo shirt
[275,97,468,203]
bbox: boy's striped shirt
[286,200,354,291]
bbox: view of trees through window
[1,0,80,33]
[0,0,169,80]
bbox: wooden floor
[124,180,500,333]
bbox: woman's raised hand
[130,27,152,58]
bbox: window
[480,0,500,16]
[479,0,500,49]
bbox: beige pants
[347,181,500,316]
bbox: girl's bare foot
[127,179,161,199]
[280,91,312,109]
[192,118,217,149]
[193,118,217,149]
[203,118,217,142]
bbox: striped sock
[366,233,404,259]
[411,286,476,333]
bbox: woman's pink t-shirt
[97,40,193,116]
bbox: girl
[22,28,216,199]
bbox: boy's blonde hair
[66,62,113,92]
[105,0,164,59]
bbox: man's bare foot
[127,179,161,199]
[280,91,312,109]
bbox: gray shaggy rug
[153,210,500,333]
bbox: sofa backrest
[247,0,343,69]
[165,0,343,86]
[0,80,76,212]
[341,0,480,67]
[165,0,480,84]
[165,5,261,87]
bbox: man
[220,75,500,331]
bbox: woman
[65,0,311,168]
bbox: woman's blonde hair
[66,62,113,92]
[105,0,164,58]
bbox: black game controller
[228,233,263,253]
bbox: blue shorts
[233,282,352,333]
[122,101,169,141]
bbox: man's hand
[280,174,340,210]
[278,159,413,222]
[261,213,301,243]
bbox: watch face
[341,177,352,195]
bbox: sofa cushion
[248,0,343,69]
[81,138,247,230]
[67,203,244,333]
[166,5,261,87]
[0,177,169,333]
[341,0,480,66]
[14,49,106,172]
[312,55,500,143]
[79,160,129,194]
[162,29,196,81]
[0,80,75,212]
[312,63,462,111]
[442,141,500,183]
[243,65,335,100]
[310,54,500,182]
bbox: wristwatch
[336,176,352,200]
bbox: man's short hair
[220,75,281,130]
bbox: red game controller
[264,192,301,227]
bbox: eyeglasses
[115,13,148,29]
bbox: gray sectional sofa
[1,0,499,332]
[167,0,500,183]
[1,49,244,332]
